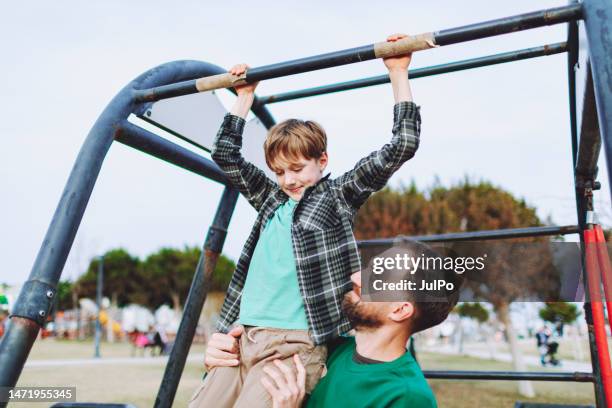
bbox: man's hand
[383,33,413,72]
[204,326,243,370]
[261,354,306,408]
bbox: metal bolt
[46,290,54,298]
[38,310,46,318]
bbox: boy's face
[273,153,328,201]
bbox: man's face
[342,272,388,330]
[273,153,328,201]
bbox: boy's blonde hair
[264,119,327,172]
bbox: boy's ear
[318,152,328,170]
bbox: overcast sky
[1,1,610,287]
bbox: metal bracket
[575,176,601,191]
[9,280,56,326]
[205,225,228,253]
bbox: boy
[189,33,421,408]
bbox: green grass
[461,337,612,363]
[15,339,597,407]
[419,352,596,407]
[26,337,206,360]
[17,339,205,407]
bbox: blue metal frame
[0,61,276,408]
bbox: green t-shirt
[238,198,309,329]
[307,337,437,408]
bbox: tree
[539,302,579,335]
[211,254,236,292]
[455,302,489,354]
[457,302,489,323]
[354,183,433,239]
[141,247,198,313]
[140,247,236,309]
[54,280,74,311]
[76,248,141,307]
[74,246,236,311]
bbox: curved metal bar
[0,61,275,405]
[115,120,229,185]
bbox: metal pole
[358,225,579,247]
[134,4,582,102]
[154,187,240,408]
[94,256,103,358]
[575,70,602,181]
[582,0,612,205]
[115,121,230,186]
[567,0,610,403]
[423,370,594,382]
[584,225,612,406]
[433,4,581,45]
[593,224,612,335]
[256,42,568,105]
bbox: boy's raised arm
[211,64,277,211]
[335,33,420,210]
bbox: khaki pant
[189,326,327,408]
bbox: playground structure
[0,1,611,407]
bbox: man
[197,241,463,407]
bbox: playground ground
[15,338,596,407]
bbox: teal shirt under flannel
[238,198,309,329]
[212,102,421,344]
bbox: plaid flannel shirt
[211,101,421,344]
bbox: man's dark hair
[363,240,464,334]
[409,241,463,333]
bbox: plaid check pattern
[211,101,421,344]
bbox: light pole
[94,255,103,358]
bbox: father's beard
[341,292,384,331]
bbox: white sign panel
[144,91,275,179]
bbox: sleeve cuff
[393,101,420,123]
[221,113,246,134]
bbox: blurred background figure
[536,326,551,366]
